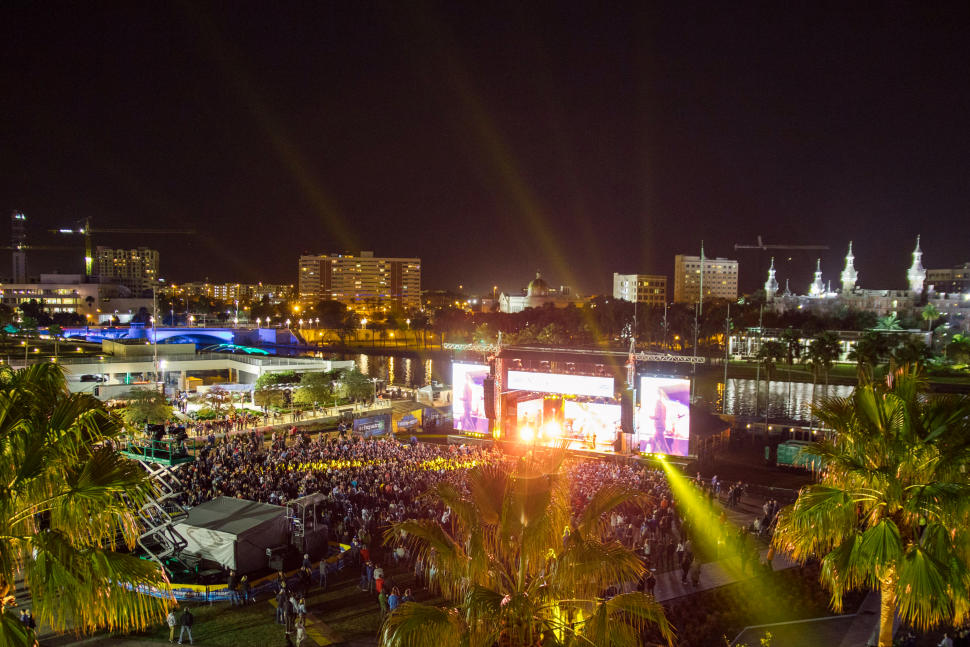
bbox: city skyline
[2,2,969,294]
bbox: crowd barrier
[125,542,350,603]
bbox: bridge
[56,323,303,348]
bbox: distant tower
[840,241,858,293]
[809,258,825,297]
[11,211,27,283]
[764,257,779,299]
[783,278,791,297]
[907,235,926,294]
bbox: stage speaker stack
[620,389,635,454]
[483,375,496,419]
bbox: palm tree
[891,338,930,366]
[0,363,171,646]
[874,313,902,331]
[779,327,802,412]
[921,304,941,332]
[806,331,842,426]
[48,323,63,361]
[771,366,970,647]
[381,452,674,647]
[848,331,892,374]
[757,339,786,423]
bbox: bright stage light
[542,421,560,439]
[519,425,534,442]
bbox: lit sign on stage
[506,371,615,398]
[452,363,490,434]
[638,377,691,457]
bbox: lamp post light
[256,317,261,327]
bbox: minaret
[783,279,791,297]
[907,235,926,294]
[840,241,858,293]
[764,257,779,299]
[809,258,824,297]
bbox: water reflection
[717,378,853,422]
[343,353,444,388]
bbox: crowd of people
[178,432,498,545]
[169,429,800,645]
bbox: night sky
[2,2,969,296]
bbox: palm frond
[858,519,903,570]
[554,538,645,600]
[895,545,953,631]
[380,602,467,647]
[0,606,35,647]
[818,534,873,611]
[23,530,171,634]
[604,592,676,646]
[771,485,858,561]
[576,483,651,540]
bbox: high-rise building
[298,251,421,310]
[673,254,738,303]
[11,211,27,283]
[612,273,667,306]
[95,246,159,294]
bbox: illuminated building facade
[299,251,421,310]
[927,262,970,295]
[673,255,739,304]
[95,246,159,294]
[612,273,667,306]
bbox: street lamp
[285,318,291,328]
[256,317,261,327]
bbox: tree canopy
[0,363,171,646]
[120,388,172,426]
[382,451,673,647]
[772,366,970,646]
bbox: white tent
[175,497,288,573]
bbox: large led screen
[638,377,691,456]
[563,401,621,445]
[507,371,615,398]
[452,363,490,433]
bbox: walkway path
[267,597,343,646]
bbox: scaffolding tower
[119,437,196,573]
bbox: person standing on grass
[318,559,327,591]
[373,563,384,593]
[178,607,194,645]
[239,574,250,604]
[167,607,177,643]
[227,569,240,606]
[378,589,389,618]
[359,561,369,591]
[275,586,287,625]
[283,594,295,635]
[295,617,306,647]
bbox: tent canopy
[177,497,288,573]
[183,497,285,534]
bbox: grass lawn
[117,562,440,647]
[128,600,286,647]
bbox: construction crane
[734,235,829,252]
[50,216,195,277]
